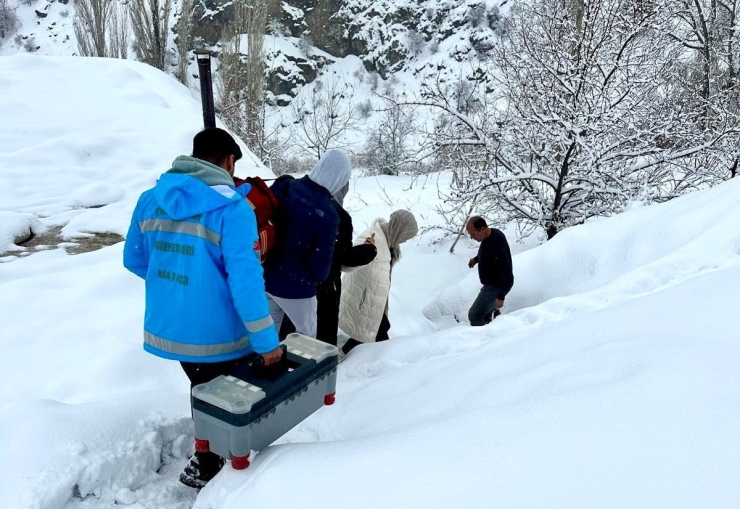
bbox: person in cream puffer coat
[339,210,418,353]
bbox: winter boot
[179,451,226,489]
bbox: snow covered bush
[23,36,38,52]
[297,35,314,57]
[356,99,373,119]
[406,29,425,56]
[466,3,486,28]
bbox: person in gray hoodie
[263,149,353,338]
[278,150,378,345]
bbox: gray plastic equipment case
[191,333,338,469]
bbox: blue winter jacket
[123,156,279,363]
[263,176,339,299]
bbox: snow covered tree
[289,72,358,159]
[661,0,740,184]
[0,0,18,40]
[129,0,172,70]
[74,0,128,58]
[219,0,268,157]
[361,93,417,175]
[419,0,740,240]
[175,0,195,85]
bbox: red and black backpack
[233,176,279,263]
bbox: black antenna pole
[195,50,216,129]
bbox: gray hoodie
[308,149,352,201]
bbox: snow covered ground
[1,55,739,509]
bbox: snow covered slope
[1,56,738,509]
[194,178,740,509]
[0,54,267,255]
[0,0,76,56]
[425,179,740,328]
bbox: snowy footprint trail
[1,395,196,509]
[59,414,195,509]
[333,176,740,395]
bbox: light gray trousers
[266,293,318,339]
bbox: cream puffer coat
[339,219,391,343]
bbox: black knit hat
[192,128,243,163]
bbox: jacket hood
[167,155,235,186]
[308,149,352,198]
[153,156,245,220]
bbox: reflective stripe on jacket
[123,156,279,363]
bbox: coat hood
[153,155,245,220]
[308,149,352,198]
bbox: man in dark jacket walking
[263,149,351,338]
[466,216,514,326]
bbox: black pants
[180,356,250,390]
[468,285,503,326]
[279,277,341,346]
[342,312,391,354]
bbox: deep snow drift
[1,56,739,509]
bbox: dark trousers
[180,357,249,390]
[342,312,391,354]
[468,285,503,326]
[279,277,341,346]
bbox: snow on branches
[412,0,740,240]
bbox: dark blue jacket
[264,176,339,298]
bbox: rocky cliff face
[191,0,351,55]
[1,0,505,99]
[187,0,352,98]
[185,0,503,96]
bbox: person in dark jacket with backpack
[123,128,283,489]
[263,149,350,338]
[279,152,377,345]
[466,216,514,326]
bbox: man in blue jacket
[123,128,282,489]
[262,150,348,338]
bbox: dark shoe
[342,338,362,355]
[179,451,225,489]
